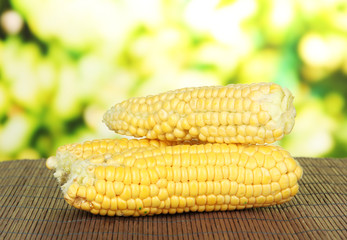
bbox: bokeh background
[1,0,347,161]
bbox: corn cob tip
[46,156,57,170]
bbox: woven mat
[0,157,346,240]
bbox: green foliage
[1,0,347,160]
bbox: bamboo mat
[0,157,346,240]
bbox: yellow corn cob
[46,138,303,217]
[103,82,296,144]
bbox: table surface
[0,157,346,240]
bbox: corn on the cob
[103,83,295,144]
[47,138,303,217]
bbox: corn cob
[103,83,296,144]
[46,138,303,217]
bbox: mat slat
[0,158,346,240]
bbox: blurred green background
[1,0,347,161]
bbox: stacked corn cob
[46,82,302,216]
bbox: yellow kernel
[81,201,91,211]
[295,166,303,180]
[276,162,288,174]
[131,184,140,199]
[229,182,237,195]
[262,184,271,196]
[139,169,150,185]
[273,129,283,139]
[206,181,214,195]
[253,168,262,184]
[168,114,179,127]
[178,196,186,208]
[158,189,169,201]
[182,182,189,197]
[279,175,289,189]
[95,166,105,180]
[102,196,111,210]
[134,159,147,169]
[282,188,291,199]
[237,167,245,183]
[105,166,116,182]
[86,186,97,201]
[186,197,195,207]
[258,111,270,125]
[254,152,265,167]
[225,165,237,183]
[242,112,251,125]
[261,168,271,184]
[114,182,124,195]
[269,167,281,182]
[189,181,198,197]
[156,179,168,188]
[148,168,159,184]
[151,196,161,207]
[161,122,173,133]
[234,113,242,125]
[139,185,150,199]
[181,118,191,130]
[115,167,125,182]
[209,126,218,137]
[271,182,281,195]
[131,168,140,184]
[120,185,131,200]
[198,182,206,195]
[110,198,117,210]
[123,167,132,185]
[167,181,175,196]
[77,186,87,198]
[117,198,127,210]
[230,196,239,205]
[173,128,186,138]
[174,182,182,196]
[265,195,275,204]
[275,192,282,202]
[188,166,197,181]
[264,155,276,169]
[249,114,259,126]
[91,201,101,210]
[221,180,230,195]
[197,166,207,182]
[142,197,151,208]
[149,184,159,197]
[256,196,266,204]
[196,195,207,205]
[106,181,115,198]
[95,193,104,203]
[236,184,245,197]
[170,196,179,208]
[189,127,199,136]
[284,158,297,172]
[207,195,217,205]
[213,182,221,195]
[244,169,253,185]
[253,184,262,197]
[255,127,265,140]
[180,168,188,182]
[173,167,181,182]
[290,184,299,196]
[95,180,106,195]
[216,195,224,204]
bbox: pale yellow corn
[103,83,296,144]
[47,138,303,217]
